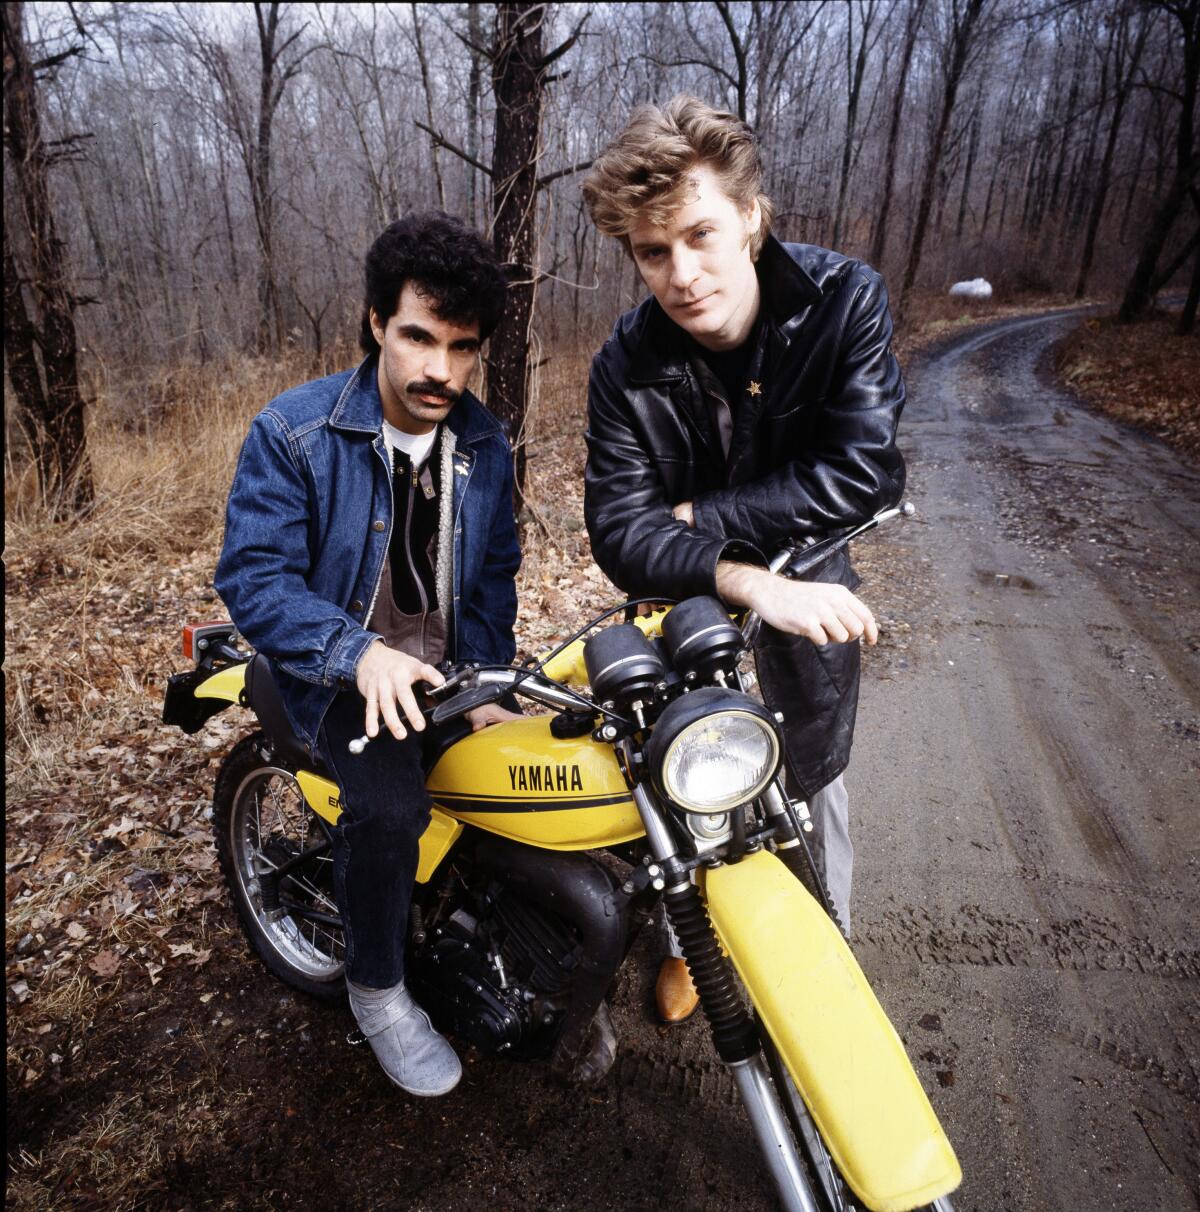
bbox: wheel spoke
[228,761,345,983]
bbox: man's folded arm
[691,272,906,549]
[214,410,380,687]
[584,356,763,600]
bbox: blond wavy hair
[582,95,774,259]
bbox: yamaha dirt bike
[163,504,959,1212]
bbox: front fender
[702,850,960,1212]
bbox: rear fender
[702,850,961,1212]
[162,663,247,734]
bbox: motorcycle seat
[243,654,328,775]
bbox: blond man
[581,97,905,1021]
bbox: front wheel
[213,733,346,999]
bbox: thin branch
[413,120,494,178]
[537,13,588,70]
[629,52,738,92]
[31,46,85,73]
[537,158,594,191]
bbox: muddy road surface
[850,310,1199,1211]
[12,311,1197,1212]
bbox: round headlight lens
[660,710,780,813]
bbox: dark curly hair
[360,212,508,354]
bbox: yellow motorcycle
[163,506,960,1212]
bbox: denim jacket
[215,357,521,753]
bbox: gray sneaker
[347,979,462,1097]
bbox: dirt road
[11,311,1197,1211]
[850,311,1200,1211]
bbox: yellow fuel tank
[426,716,642,850]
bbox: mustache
[406,380,459,404]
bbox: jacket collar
[330,356,502,447]
[627,236,823,384]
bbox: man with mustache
[216,213,521,1096]
[581,97,904,1022]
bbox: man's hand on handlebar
[355,640,445,740]
[716,562,878,647]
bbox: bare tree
[2,0,94,514]
[166,2,317,352]
[1119,0,1200,320]
[831,0,884,249]
[487,3,587,500]
[870,0,928,266]
[1074,2,1150,297]
[898,0,991,309]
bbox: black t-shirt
[690,316,763,461]
[388,448,441,615]
[700,332,757,405]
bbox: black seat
[243,654,326,774]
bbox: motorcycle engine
[406,882,580,1057]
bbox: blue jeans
[317,692,432,990]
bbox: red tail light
[183,622,234,661]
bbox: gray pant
[665,772,852,955]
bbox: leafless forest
[3,0,1198,509]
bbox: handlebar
[346,503,914,752]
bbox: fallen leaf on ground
[89,950,121,978]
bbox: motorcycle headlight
[645,688,781,814]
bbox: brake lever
[739,503,915,646]
[425,663,481,699]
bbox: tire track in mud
[612,1052,739,1108]
[1009,862,1200,907]
[859,902,1200,981]
[608,1052,772,1211]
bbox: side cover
[704,851,961,1212]
[294,770,462,885]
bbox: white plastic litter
[948,278,993,299]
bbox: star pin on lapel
[747,381,762,397]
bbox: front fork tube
[631,784,819,1212]
[729,1056,821,1212]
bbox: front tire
[213,733,346,1000]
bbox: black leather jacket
[583,237,905,796]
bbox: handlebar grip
[430,683,506,726]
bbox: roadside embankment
[1054,307,1199,461]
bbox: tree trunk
[869,0,926,267]
[254,2,283,352]
[488,2,545,506]
[2,0,94,514]
[832,0,879,250]
[1075,7,1149,299]
[1179,237,1200,335]
[954,96,982,241]
[899,0,987,310]
[1118,0,1199,322]
[411,1,446,210]
[467,2,485,227]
